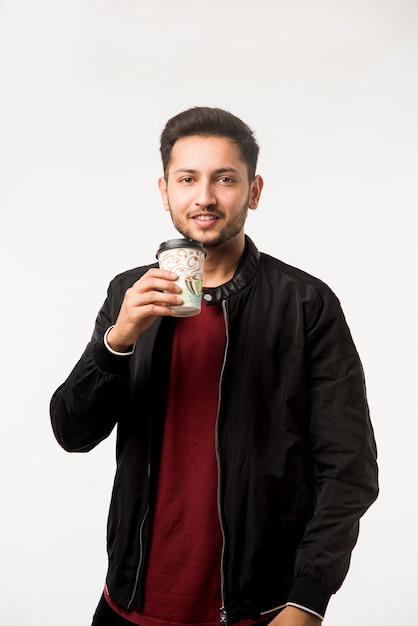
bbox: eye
[180,177,194,184]
[218,176,235,184]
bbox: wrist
[272,606,322,625]
[285,604,323,622]
[104,326,135,355]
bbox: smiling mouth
[192,214,219,221]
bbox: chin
[176,227,218,245]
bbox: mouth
[192,213,219,227]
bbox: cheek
[228,189,250,208]
[168,188,194,208]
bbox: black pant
[91,594,134,626]
[91,593,275,626]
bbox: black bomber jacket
[50,237,378,622]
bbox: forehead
[168,135,245,171]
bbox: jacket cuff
[94,339,132,375]
[287,577,332,619]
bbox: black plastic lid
[156,238,206,257]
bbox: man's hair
[160,106,260,180]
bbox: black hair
[160,106,259,180]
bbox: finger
[132,275,182,296]
[137,268,179,283]
[121,289,183,316]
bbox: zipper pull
[219,606,228,625]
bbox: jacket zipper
[127,492,150,608]
[216,299,230,625]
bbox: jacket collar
[202,236,260,305]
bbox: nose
[194,181,216,207]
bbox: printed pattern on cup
[158,247,204,285]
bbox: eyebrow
[172,167,241,175]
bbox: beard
[166,195,250,248]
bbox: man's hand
[106,268,183,351]
[269,606,322,626]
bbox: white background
[0,1,417,624]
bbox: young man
[50,107,378,626]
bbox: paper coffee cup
[156,238,206,317]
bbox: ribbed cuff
[287,578,332,620]
[94,338,133,375]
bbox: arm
[288,287,379,616]
[50,267,182,452]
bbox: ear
[248,175,264,210]
[158,177,170,211]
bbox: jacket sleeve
[288,286,379,616]
[50,278,132,453]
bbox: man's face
[158,135,263,248]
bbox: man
[50,107,378,626]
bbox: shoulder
[259,252,330,293]
[256,252,345,325]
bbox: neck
[202,236,245,288]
